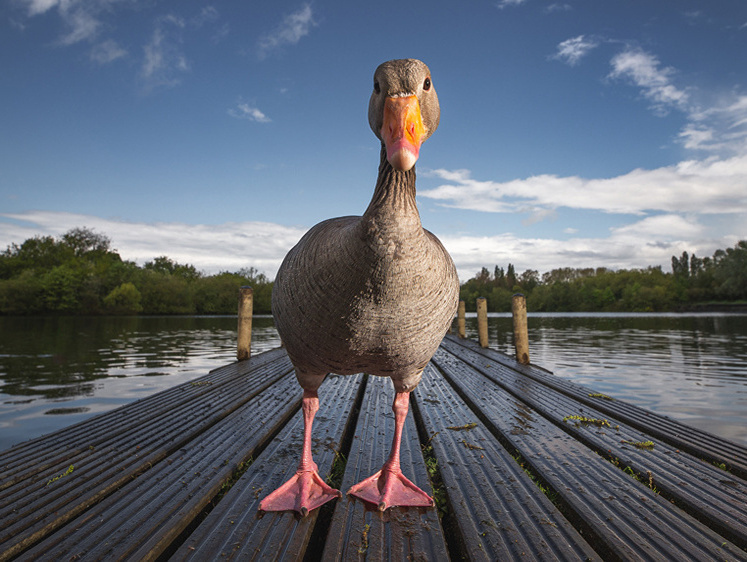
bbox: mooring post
[512,293,530,364]
[457,300,466,338]
[476,297,488,348]
[237,286,253,361]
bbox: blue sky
[2,1,746,280]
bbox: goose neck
[363,146,421,224]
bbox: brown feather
[272,59,459,393]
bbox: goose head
[368,59,440,172]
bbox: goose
[259,58,459,515]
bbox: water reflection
[0,315,281,451]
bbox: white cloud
[0,212,306,278]
[140,15,190,91]
[552,41,746,155]
[257,4,316,59]
[90,39,127,64]
[610,214,703,239]
[552,35,598,66]
[439,213,719,280]
[421,154,747,216]
[16,1,225,88]
[609,48,689,116]
[545,4,572,13]
[24,0,59,16]
[496,0,527,9]
[192,6,219,27]
[228,102,271,123]
[684,94,747,153]
[18,0,130,45]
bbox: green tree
[144,256,200,280]
[42,264,85,312]
[61,227,111,257]
[137,269,195,314]
[713,241,747,299]
[104,282,143,314]
[193,273,245,314]
[0,271,45,314]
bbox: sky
[2,0,747,281]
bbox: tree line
[0,228,272,315]
[1,227,745,315]
[461,241,747,312]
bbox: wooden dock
[1,334,746,561]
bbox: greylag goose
[259,58,459,515]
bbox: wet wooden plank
[431,344,747,561]
[413,364,600,561]
[438,337,747,550]
[322,376,447,561]
[2,339,746,562]
[0,348,288,488]
[16,371,303,561]
[174,373,363,561]
[0,351,293,561]
[444,335,747,478]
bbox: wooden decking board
[0,348,290,489]
[431,345,747,561]
[174,373,363,560]
[321,375,448,561]
[0,354,294,561]
[16,371,303,561]
[444,335,747,477]
[0,351,290,504]
[0,340,745,561]
[437,339,747,549]
[413,363,600,561]
[0,348,285,467]
[0,357,293,543]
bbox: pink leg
[348,391,434,511]
[259,390,341,516]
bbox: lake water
[0,313,745,452]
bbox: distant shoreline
[676,302,747,313]
[675,302,747,312]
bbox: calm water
[0,313,745,452]
[0,315,281,452]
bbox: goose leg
[259,389,341,516]
[348,391,434,511]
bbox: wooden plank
[431,346,747,561]
[445,335,747,478]
[173,373,363,561]
[0,348,288,487]
[15,371,304,561]
[413,364,600,561]
[322,376,448,561]
[437,339,747,550]
[0,351,293,561]
[2,338,745,561]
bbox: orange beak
[381,95,426,171]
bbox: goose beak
[381,95,426,171]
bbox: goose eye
[423,77,431,91]
[374,81,380,94]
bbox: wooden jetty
[2,323,747,559]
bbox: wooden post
[512,293,530,365]
[476,297,488,348]
[457,300,466,339]
[237,286,253,361]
